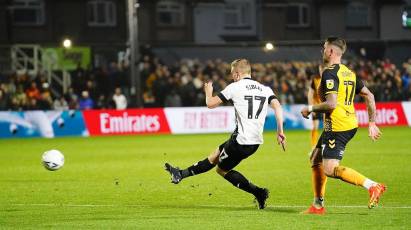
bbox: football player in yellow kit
[301,37,385,214]
[308,65,323,149]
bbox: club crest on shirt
[326,79,334,89]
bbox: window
[346,2,370,28]
[9,0,45,26]
[286,4,310,27]
[156,1,185,26]
[87,0,116,27]
[224,1,252,28]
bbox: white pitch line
[201,204,411,209]
[3,204,411,209]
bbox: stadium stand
[0,55,410,110]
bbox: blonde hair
[325,37,347,54]
[231,58,251,75]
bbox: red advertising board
[355,102,408,127]
[83,109,171,136]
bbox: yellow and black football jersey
[319,64,364,132]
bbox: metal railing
[10,44,70,96]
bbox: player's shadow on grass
[198,206,298,213]
[162,204,298,213]
[265,207,299,213]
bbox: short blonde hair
[231,58,251,75]
[325,37,347,54]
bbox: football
[42,150,65,171]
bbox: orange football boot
[302,205,326,215]
[368,183,386,209]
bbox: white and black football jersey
[217,77,277,145]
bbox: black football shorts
[217,135,259,171]
[317,128,357,160]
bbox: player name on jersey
[245,84,263,91]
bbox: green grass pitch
[1,127,410,229]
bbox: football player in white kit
[165,59,286,209]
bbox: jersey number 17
[343,80,355,105]
[244,96,266,119]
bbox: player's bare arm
[270,98,286,150]
[359,86,382,141]
[301,93,337,119]
[307,86,317,118]
[307,87,314,106]
[204,81,223,109]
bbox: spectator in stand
[119,61,130,93]
[179,74,197,107]
[35,73,48,91]
[26,81,41,100]
[402,61,411,97]
[4,74,16,96]
[279,79,294,104]
[71,64,87,95]
[84,80,99,101]
[164,89,182,107]
[11,85,27,110]
[26,98,39,110]
[0,89,10,110]
[140,55,154,86]
[143,90,156,107]
[53,96,69,110]
[64,87,79,110]
[152,67,169,107]
[405,83,411,101]
[37,83,53,110]
[79,91,94,110]
[112,87,127,110]
[108,62,122,92]
[294,81,307,104]
[96,94,109,109]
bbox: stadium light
[265,42,274,51]
[62,38,72,49]
[264,42,275,52]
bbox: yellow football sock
[311,129,319,148]
[312,164,327,198]
[333,166,366,186]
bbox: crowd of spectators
[141,56,411,107]
[0,62,129,111]
[0,55,410,111]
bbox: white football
[42,150,65,171]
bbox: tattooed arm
[359,86,381,141]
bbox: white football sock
[313,197,324,208]
[363,178,377,189]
